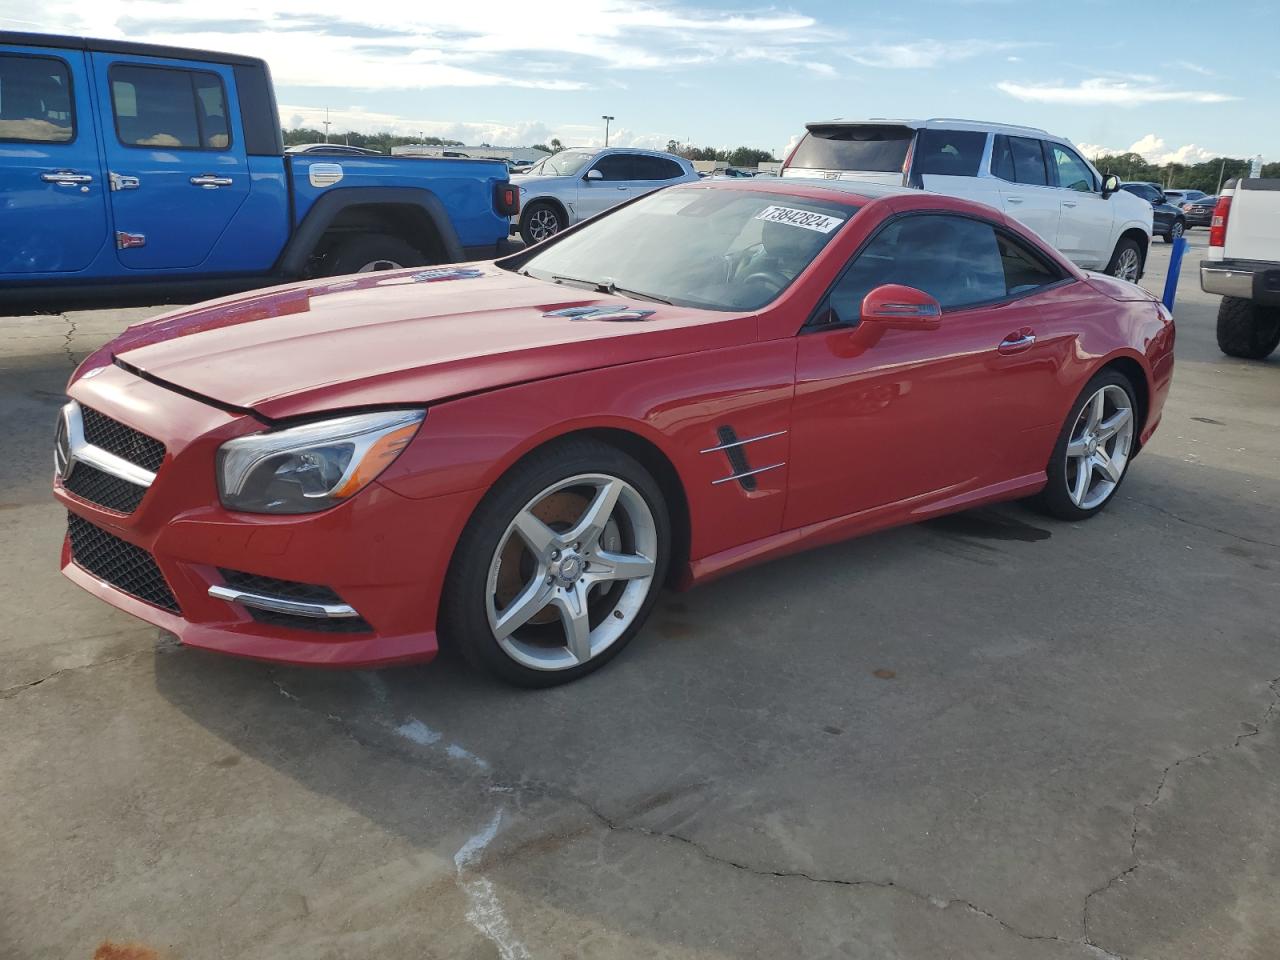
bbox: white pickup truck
[1200,178,1280,358]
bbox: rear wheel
[1035,370,1137,521]
[1216,296,1280,359]
[1105,237,1143,282]
[442,438,670,686]
[321,234,427,276]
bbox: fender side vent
[716,426,758,492]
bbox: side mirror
[861,284,941,329]
[585,168,604,181]
[1101,174,1120,197]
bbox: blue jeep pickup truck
[0,32,518,302]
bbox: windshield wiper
[548,274,672,305]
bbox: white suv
[782,118,1154,281]
[512,148,699,245]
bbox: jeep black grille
[67,513,179,613]
[80,406,166,473]
[64,463,147,514]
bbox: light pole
[601,115,615,147]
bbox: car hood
[95,267,754,420]
[511,174,565,189]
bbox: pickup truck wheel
[1105,237,1143,282]
[520,202,564,245]
[1216,296,1280,359]
[322,234,427,277]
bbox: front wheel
[1163,219,1185,243]
[519,202,565,245]
[1216,296,1280,359]
[1034,370,1138,521]
[1105,237,1143,282]
[442,438,670,686]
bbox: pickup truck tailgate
[1225,179,1280,262]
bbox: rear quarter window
[913,129,986,177]
[790,125,913,172]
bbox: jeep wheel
[322,234,428,277]
[1216,296,1280,359]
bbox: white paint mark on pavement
[395,718,442,745]
[454,809,531,960]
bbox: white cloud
[1175,60,1216,77]
[997,77,1237,105]
[1075,134,1220,165]
[847,39,1028,69]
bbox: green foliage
[1087,150,1277,194]
[667,142,778,166]
[280,128,463,153]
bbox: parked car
[55,178,1173,685]
[0,32,517,302]
[1184,195,1218,228]
[781,118,1154,281]
[511,147,698,244]
[1200,178,1280,358]
[1163,188,1207,208]
[1119,182,1187,242]
[285,143,382,156]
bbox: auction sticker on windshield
[754,205,844,233]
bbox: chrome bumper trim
[207,585,361,619]
[1201,263,1257,298]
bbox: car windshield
[534,151,593,177]
[514,187,856,311]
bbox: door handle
[109,171,140,191]
[1005,196,1023,204]
[617,185,628,190]
[1062,200,1078,208]
[190,174,233,188]
[40,170,93,186]
[998,331,1036,354]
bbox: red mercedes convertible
[54,179,1174,685]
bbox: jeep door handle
[190,175,233,187]
[41,170,93,185]
[998,332,1036,354]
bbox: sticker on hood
[755,205,844,233]
[412,267,485,282]
[544,305,655,322]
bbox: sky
[5,0,1272,162]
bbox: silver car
[512,148,699,244]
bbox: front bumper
[55,362,479,668]
[1201,259,1280,305]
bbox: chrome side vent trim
[701,426,787,491]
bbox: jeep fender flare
[277,187,464,277]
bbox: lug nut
[551,549,560,561]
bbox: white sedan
[512,148,699,244]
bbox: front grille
[63,463,147,514]
[67,513,179,613]
[81,406,166,473]
[217,568,373,634]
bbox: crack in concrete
[60,313,79,370]
[1124,496,1280,550]
[0,650,141,700]
[1080,677,1280,953]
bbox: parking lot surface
[3,232,1279,960]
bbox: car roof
[803,117,1051,138]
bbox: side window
[998,233,1063,295]
[824,214,1009,322]
[991,135,1016,181]
[1049,144,1096,192]
[914,129,986,177]
[590,154,632,181]
[1008,137,1048,186]
[110,64,229,150]
[630,155,682,180]
[0,54,74,143]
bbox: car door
[991,135,1062,248]
[577,153,632,220]
[786,212,1067,530]
[1046,142,1112,268]
[92,53,250,269]
[0,47,109,274]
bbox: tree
[549,138,564,153]
[279,128,463,152]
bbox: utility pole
[322,107,331,143]
[602,115,615,147]
[1216,157,1227,194]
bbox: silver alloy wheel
[1171,220,1184,240]
[356,259,402,273]
[1114,246,1141,282]
[1065,384,1134,510]
[526,207,561,242]
[485,473,658,671]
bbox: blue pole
[1162,235,1188,312]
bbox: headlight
[217,410,424,514]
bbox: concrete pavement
[2,232,1279,959]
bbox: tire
[519,201,565,246]
[1104,237,1143,282]
[1163,219,1185,243]
[321,234,427,277]
[1034,369,1138,521]
[441,437,671,687]
[1216,296,1280,359]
